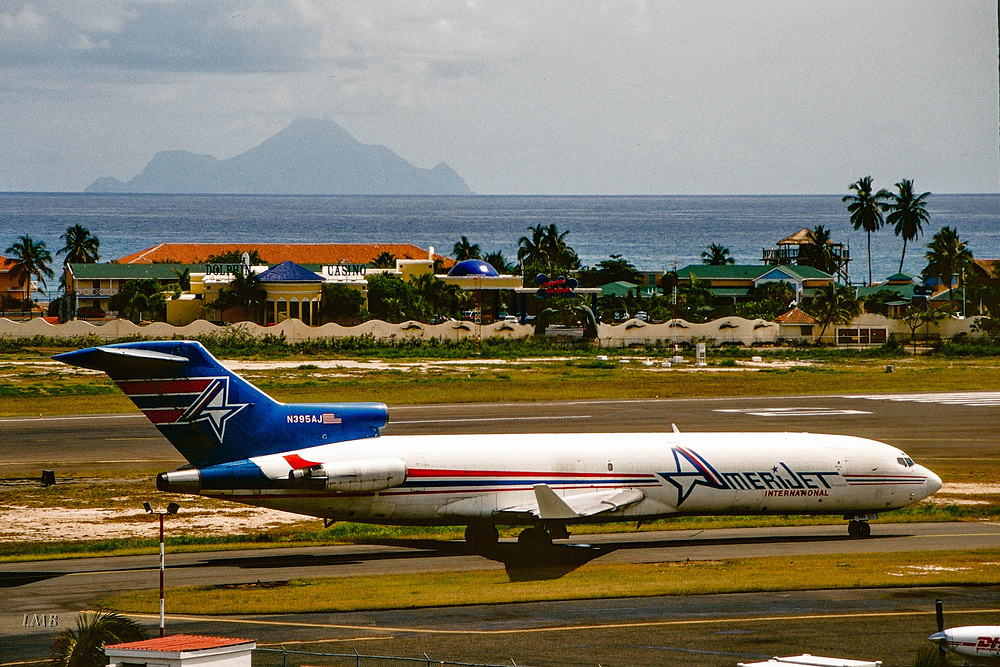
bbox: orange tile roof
[774,307,819,325]
[973,259,1000,275]
[107,634,254,652]
[115,243,453,266]
[0,256,15,271]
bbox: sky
[1,1,997,195]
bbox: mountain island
[85,118,473,195]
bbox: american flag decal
[322,413,342,424]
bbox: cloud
[0,1,319,72]
[0,1,995,193]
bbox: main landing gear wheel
[464,523,499,551]
[847,520,871,538]
[517,526,553,549]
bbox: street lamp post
[143,501,179,638]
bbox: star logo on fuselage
[177,377,248,443]
[657,446,728,506]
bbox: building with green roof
[66,263,201,317]
[674,264,836,302]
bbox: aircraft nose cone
[929,631,947,642]
[925,469,943,494]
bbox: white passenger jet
[55,341,942,549]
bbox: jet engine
[288,458,407,492]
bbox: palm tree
[517,224,547,270]
[410,272,453,317]
[801,226,838,275]
[50,610,147,667]
[172,266,191,291]
[214,269,266,322]
[885,179,931,273]
[924,226,973,309]
[701,243,735,266]
[483,250,515,274]
[810,283,861,342]
[517,223,579,281]
[4,234,54,302]
[370,251,396,269]
[452,236,481,261]
[843,176,890,285]
[57,224,100,265]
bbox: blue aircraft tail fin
[54,341,387,467]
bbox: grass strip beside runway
[99,549,1000,615]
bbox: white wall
[0,314,982,347]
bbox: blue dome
[448,259,500,277]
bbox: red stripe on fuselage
[116,379,213,395]
[407,468,653,479]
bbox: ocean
[0,193,996,283]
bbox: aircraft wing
[500,484,645,520]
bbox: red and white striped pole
[143,502,179,639]
[158,512,165,638]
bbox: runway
[5,390,1000,476]
[3,391,1000,664]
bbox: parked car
[635,311,649,322]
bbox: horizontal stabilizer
[54,346,189,378]
[506,485,646,520]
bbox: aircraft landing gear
[465,523,499,551]
[847,520,871,538]
[517,526,554,549]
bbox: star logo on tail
[657,446,728,506]
[177,377,249,443]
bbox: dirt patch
[0,504,312,543]
[939,483,1000,495]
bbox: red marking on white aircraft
[284,454,320,469]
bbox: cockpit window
[897,456,915,467]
